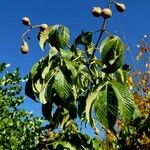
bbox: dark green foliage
[25,24,139,135]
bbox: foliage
[0,63,43,150]
[103,36,150,150]
[20,0,150,149]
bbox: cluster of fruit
[20,17,48,54]
[92,1,125,18]
[20,1,126,54]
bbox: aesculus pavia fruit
[20,41,29,54]
[101,8,112,19]
[92,7,102,17]
[22,17,31,26]
[39,23,49,31]
[115,3,126,12]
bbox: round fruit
[115,3,126,12]
[92,7,102,17]
[101,8,112,19]
[22,17,31,26]
[39,23,48,31]
[20,42,29,54]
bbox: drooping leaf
[39,25,57,50]
[41,65,50,79]
[39,84,47,104]
[33,78,43,93]
[39,25,70,50]
[42,101,52,120]
[111,80,136,121]
[54,69,72,100]
[77,90,90,120]
[52,25,70,49]
[75,31,92,46]
[100,36,124,67]
[48,47,58,61]
[94,83,118,129]
[60,48,73,59]
[63,59,77,79]
[85,85,104,127]
[29,63,39,80]
[101,54,124,73]
[25,78,37,102]
[116,68,128,84]
[65,101,77,119]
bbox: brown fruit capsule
[39,23,48,31]
[20,42,29,54]
[115,3,126,12]
[101,8,112,19]
[92,7,102,17]
[22,17,31,26]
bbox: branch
[21,25,40,42]
[90,0,113,61]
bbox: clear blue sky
[0,0,150,133]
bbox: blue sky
[0,0,150,135]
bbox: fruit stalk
[90,0,113,60]
[21,25,40,42]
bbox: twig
[21,25,40,42]
[90,0,113,61]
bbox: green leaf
[100,36,124,65]
[48,46,58,61]
[111,80,135,121]
[116,68,128,84]
[42,101,52,120]
[39,84,47,104]
[60,48,73,59]
[64,59,77,79]
[39,25,56,50]
[33,78,43,93]
[94,83,118,129]
[39,25,70,50]
[25,78,37,102]
[41,66,50,79]
[90,138,102,150]
[54,69,72,100]
[30,63,39,79]
[53,25,70,49]
[52,141,76,150]
[77,90,89,120]
[75,31,92,46]
[100,36,115,58]
[85,85,104,127]
[101,54,124,73]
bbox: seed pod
[39,23,49,31]
[22,17,31,26]
[115,3,126,12]
[92,7,102,17]
[101,8,112,19]
[20,41,29,54]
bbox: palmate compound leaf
[94,82,118,129]
[39,25,70,50]
[54,68,73,101]
[111,80,136,121]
